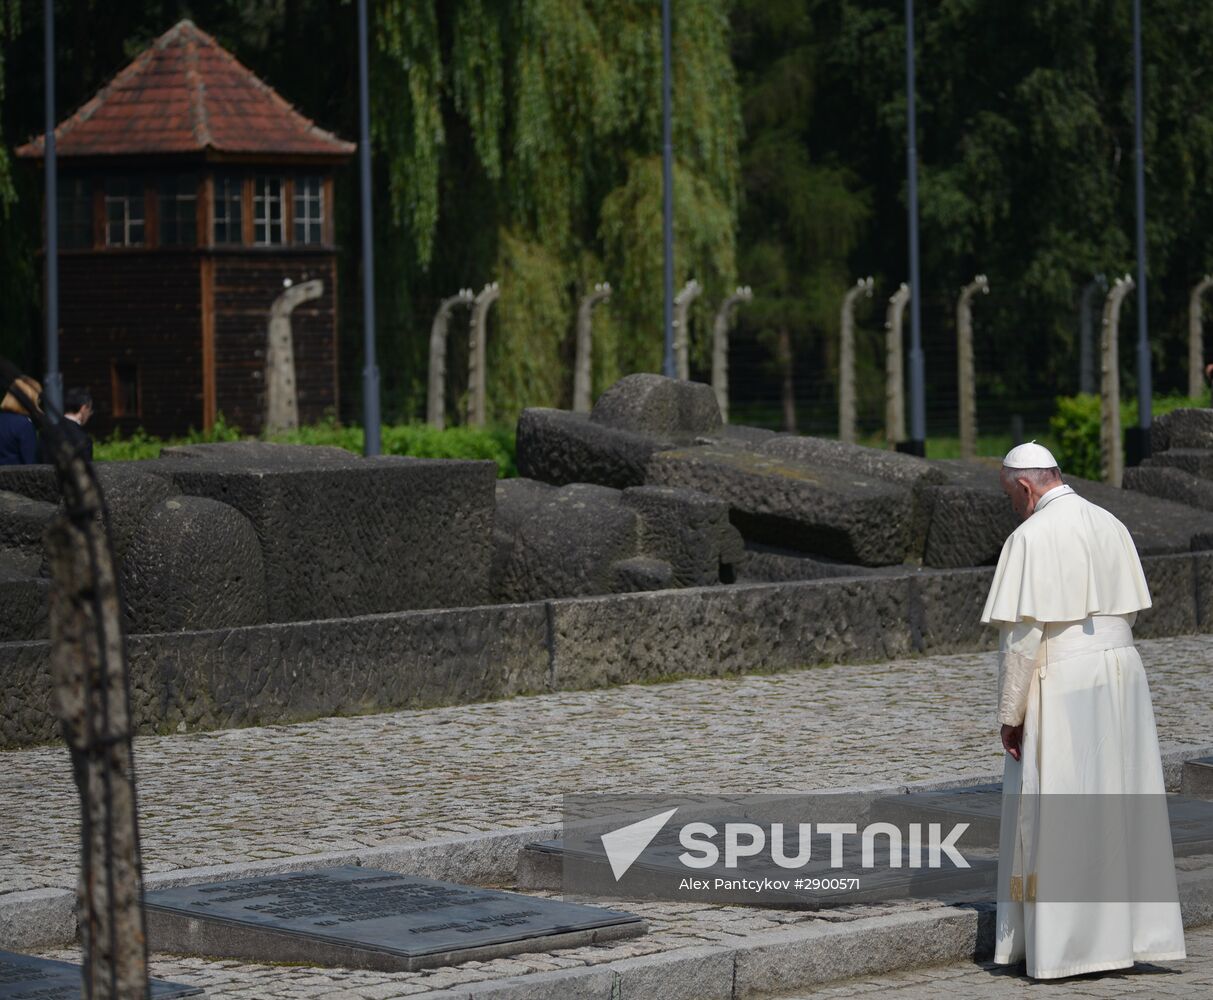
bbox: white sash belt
[1042,614,1135,667]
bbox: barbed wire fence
[1,359,150,1000]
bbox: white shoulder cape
[980,490,1151,625]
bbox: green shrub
[94,412,245,462]
[96,417,518,478]
[271,420,517,477]
[1050,389,1211,481]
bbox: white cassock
[981,483,1186,978]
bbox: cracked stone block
[924,461,1213,569]
[736,544,882,583]
[492,482,642,603]
[92,463,179,565]
[0,491,56,576]
[645,443,913,566]
[145,444,496,622]
[611,556,675,592]
[1071,473,1213,554]
[1145,448,1213,482]
[0,565,49,640]
[121,496,267,633]
[516,408,673,489]
[589,373,722,440]
[1124,465,1213,515]
[760,435,946,489]
[621,485,744,586]
[0,466,59,503]
[1151,409,1213,453]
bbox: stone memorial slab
[529,818,998,909]
[145,866,645,972]
[0,950,200,999]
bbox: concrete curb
[383,881,1213,1000]
[417,906,995,1000]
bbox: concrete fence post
[265,279,324,434]
[467,282,501,428]
[673,278,702,381]
[1101,274,1135,487]
[573,283,612,413]
[839,277,874,444]
[711,285,752,423]
[1190,275,1213,399]
[427,289,474,429]
[885,282,910,447]
[956,274,989,460]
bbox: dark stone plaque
[145,866,644,972]
[0,950,200,999]
[535,813,998,909]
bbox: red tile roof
[17,20,354,160]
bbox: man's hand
[1001,723,1023,761]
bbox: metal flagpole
[661,0,675,379]
[1128,0,1152,464]
[357,0,381,455]
[902,0,926,456]
[43,0,61,417]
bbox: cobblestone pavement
[3,635,1212,897]
[772,924,1212,999]
[39,894,949,998]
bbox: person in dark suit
[0,375,41,465]
[59,387,95,461]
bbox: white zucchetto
[1002,440,1059,470]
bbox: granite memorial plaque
[537,812,998,909]
[145,866,645,972]
[0,950,200,999]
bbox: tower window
[159,175,197,246]
[58,177,93,248]
[253,177,284,245]
[104,177,145,247]
[294,176,324,244]
[213,175,242,245]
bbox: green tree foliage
[809,0,1213,423]
[4,1,1213,439]
[0,1,741,428]
[383,0,741,422]
[731,0,870,428]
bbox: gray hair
[1001,466,1063,490]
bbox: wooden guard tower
[17,19,354,437]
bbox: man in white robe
[982,441,1186,978]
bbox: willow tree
[730,0,869,431]
[374,0,741,423]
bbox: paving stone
[3,635,1210,905]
